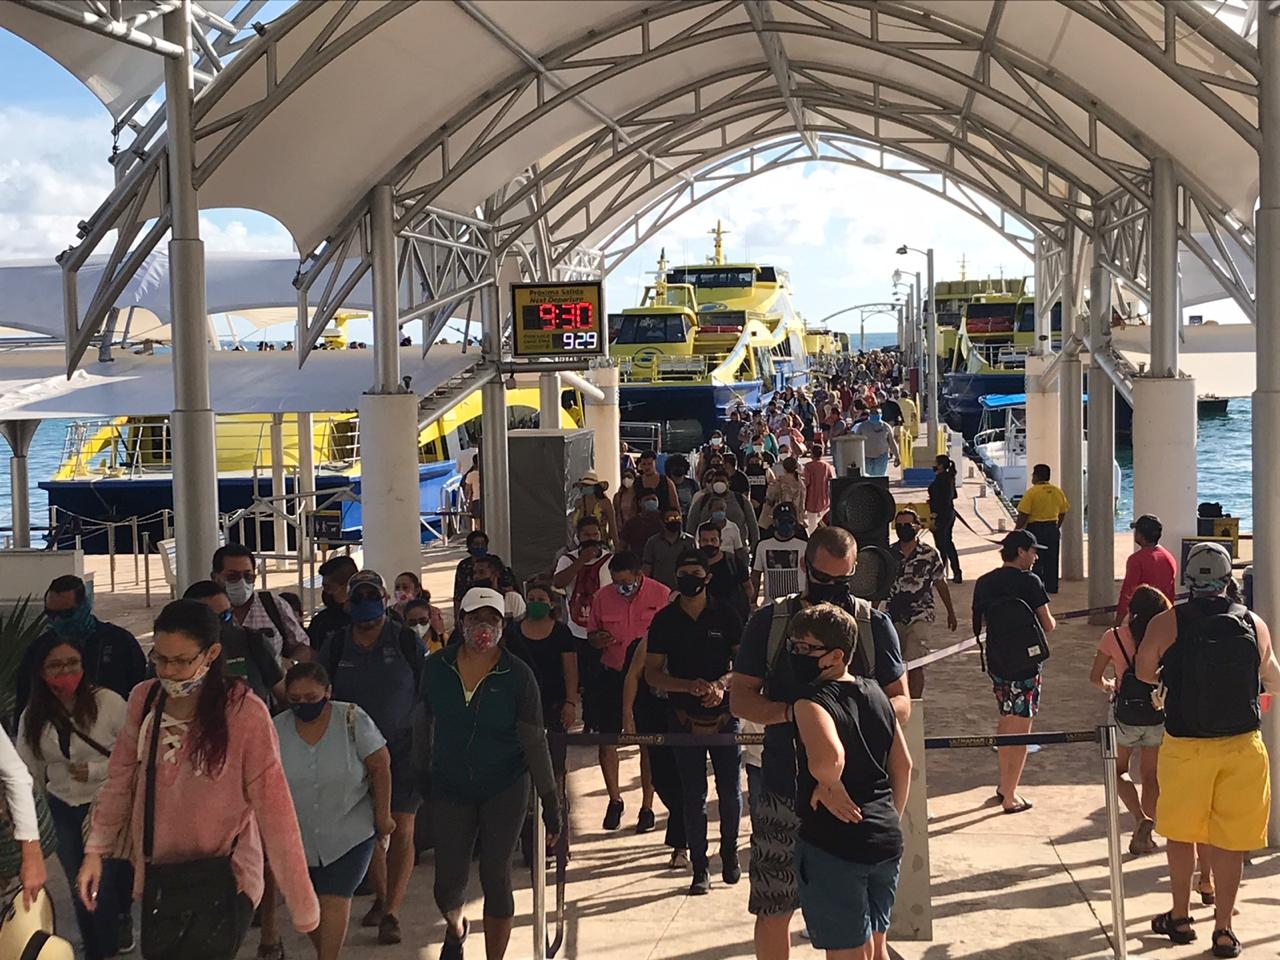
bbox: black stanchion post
[533,791,547,958]
[1098,724,1128,960]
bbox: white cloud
[199,215,295,253]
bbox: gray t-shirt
[854,419,893,458]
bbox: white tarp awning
[0,249,371,341]
[1112,323,1256,398]
[0,344,477,419]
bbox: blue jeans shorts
[308,835,376,898]
[796,839,900,950]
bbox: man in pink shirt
[587,551,671,832]
[801,443,836,532]
[1114,514,1179,625]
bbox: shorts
[388,735,423,815]
[1110,705,1164,750]
[309,835,375,897]
[582,666,626,734]
[1155,730,1270,851]
[796,840,900,950]
[992,672,1042,718]
[747,790,799,916]
[896,620,931,664]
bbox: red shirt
[1116,545,1178,620]
[802,459,835,513]
[587,575,671,671]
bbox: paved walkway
[57,468,1277,960]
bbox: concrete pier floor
[55,467,1275,960]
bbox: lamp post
[816,303,901,353]
[897,245,937,451]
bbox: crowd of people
[0,345,1276,960]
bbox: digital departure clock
[510,282,607,359]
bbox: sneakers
[361,899,385,928]
[256,944,284,960]
[602,798,624,831]
[377,915,402,945]
[441,917,469,960]
[689,871,711,895]
[635,807,656,834]
[668,848,690,870]
[722,851,741,885]
[116,918,136,954]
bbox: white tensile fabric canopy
[1111,323,1257,398]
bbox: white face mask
[225,579,253,607]
[622,477,634,488]
[411,622,430,640]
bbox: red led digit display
[511,282,606,358]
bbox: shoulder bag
[138,691,246,960]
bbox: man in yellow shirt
[896,390,919,468]
[1015,463,1070,593]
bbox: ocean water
[0,333,1254,537]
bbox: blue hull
[944,372,1135,439]
[39,460,461,554]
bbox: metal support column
[913,271,923,393]
[163,0,219,591]
[1087,253,1116,624]
[1254,6,1280,846]
[1150,156,1180,379]
[925,251,938,452]
[0,420,38,549]
[270,413,287,565]
[296,411,315,563]
[479,279,512,562]
[539,372,562,428]
[1059,237,1085,582]
[370,184,401,394]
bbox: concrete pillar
[583,361,621,494]
[0,420,38,549]
[163,1,220,591]
[1253,6,1280,845]
[1058,238,1084,581]
[1150,156,1180,379]
[1087,255,1116,625]
[296,411,315,562]
[357,393,422,582]
[539,372,562,428]
[1023,354,1060,481]
[270,413,288,565]
[1131,377,1197,559]
[479,281,512,563]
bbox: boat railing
[655,356,709,381]
[965,341,1028,371]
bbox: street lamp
[896,244,938,452]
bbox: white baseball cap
[460,586,505,616]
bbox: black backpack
[1109,628,1163,727]
[979,595,1049,679]
[1169,601,1260,738]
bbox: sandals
[1198,873,1217,905]
[1151,911,1196,944]
[1212,928,1242,958]
[1129,819,1158,855]
[1002,795,1033,814]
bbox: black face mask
[789,652,826,687]
[896,524,917,541]
[578,539,600,551]
[470,578,493,591]
[675,574,707,598]
[806,579,852,606]
[699,544,719,559]
[664,520,683,533]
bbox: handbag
[138,689,246,960]
[67,711,136,861]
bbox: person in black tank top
[788,604,912,958]
[1134,542,1280,957]
[635,450,677,513]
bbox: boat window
[1016,302,1035,332]
[615,314,688,344]
[966,303,1016,321]
[756,267,777,283]
[665,269,756,288]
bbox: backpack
[762,594,875,697]
[568,553,611,630]
[325,624,423,692]
[979,594,1049,679]
[1109,628,1163,727]
[257,590,304,657]
[1169,600,1260,738]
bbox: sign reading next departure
[510,281,606,359]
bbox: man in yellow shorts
[1137,542,1280,958]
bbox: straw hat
[0,888,74,960]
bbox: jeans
[1028,521,1061,593]
[670,718,742,874]
[865,453,890,476]
[47,793,133,960]
[932,513,961,577]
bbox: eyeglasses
[807,569,854,586]
[405,617,431,627]
[219,570,255,584]
[148,651,206,670]
[43,657,83,674]
[787,638,825,657]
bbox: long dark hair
[24,637,99,761]
[1128,584,1172,644]
[153,600,244,776]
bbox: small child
[790,603,912,960]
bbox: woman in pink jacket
[77,599,319,958]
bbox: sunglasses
[807,569,854,586]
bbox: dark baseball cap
[773,502,798,519]
[1001,529,1042,551]
[1130,514,1163,539]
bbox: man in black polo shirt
[698,521,752,622]
[645,551,743,896]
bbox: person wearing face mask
[404,597,447,655]
[586,553,671,832]
[505,583,579,778]
[78,600,320,958]
[274,661,393,960]
[414,587,561,960]
[664,455,700,520]
[211,544,311,663]
[17,633,130,959]
[927,456,962,583]
[698,522,752,623]
[760,457,806,532]
[183,580,286,710]
[613,467,640,526]
[642,508,696,589]
[744,453,771,518]
[467,556,527,623]
[886,510,958,699]
[635,450,679,512]
[852,405,900,477]
[14,575,145,724]
[570,470,617,550]
[801,443,835,533]
[620,490,666,556]
[308,556,359,652]
[391,571,424,615]
[686,470,760,561]
[644,552,744,895]
[752,503,807,604]
[451,531,517,618]
[318,570,424,946]
[732,526,908,960]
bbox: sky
[0,20,1245,344]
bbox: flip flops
[1001,796,1033,814]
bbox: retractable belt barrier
[532,725,1130,960]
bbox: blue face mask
[468,544,488,558]
[219,609,233,624]
[869,413,882,423]
[349,599,385,624]
[49,602,95,640]
[642,500,660,512]
[776,521,796,538]
[614,581,639,598]
[711,510,727,523]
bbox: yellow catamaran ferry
[608,223,834,452]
